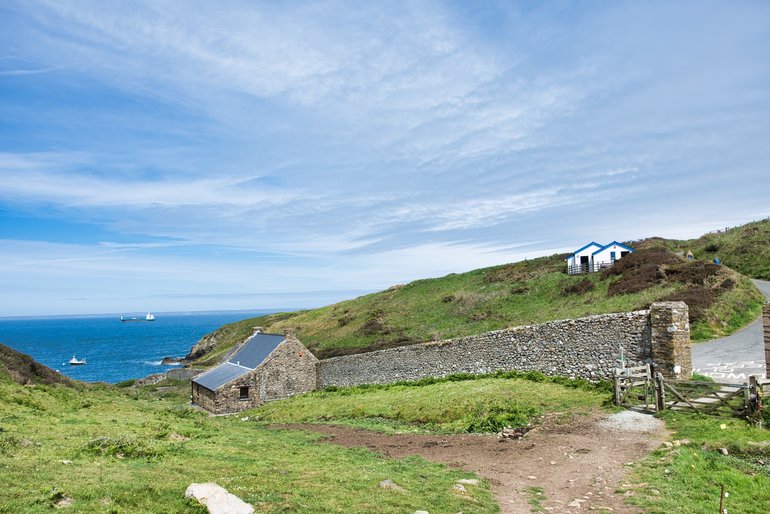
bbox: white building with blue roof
[566,241,635,274]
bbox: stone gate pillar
[764,302,770,380]
[649,301,691,380]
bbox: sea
[0,310,285,384]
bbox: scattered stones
[453,483,467,493]
[378,479,406,493]
[414,511,430,514]
[60,460,72,465]
[498,426,529,440]
[168,433,190,442]
[185,483,254,514]
[718,448,729,455]
[456,479,479,486]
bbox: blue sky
[1,1,769,316]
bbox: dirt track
[283,410,666,513]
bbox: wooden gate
[613,364,654,411]
[614,368,766,421]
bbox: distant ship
[68,355,87,365]
[120,313,156,322]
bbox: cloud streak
[0,1,769,315]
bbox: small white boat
[68,355,87,365]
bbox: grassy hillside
[637,217,770,280]
[0,343,75,387]
[189,247,764,365]
[0,371,497,513]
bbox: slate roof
[192,332,286,391]
[229,333,285,369]
[193,362,252,390]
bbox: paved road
[692,279,769,381]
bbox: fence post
[654,372,666,412]
[748,375,761,420]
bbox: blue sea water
[0,310,283,383]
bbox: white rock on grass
[185,483,254,514]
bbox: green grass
[523,486,546,512]
[626,412,770,513]
[638,217,770,280]
[0,375,498,513]
[253,371,613,433]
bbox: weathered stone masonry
[317,302,691,388]
[192,336,318,414]
[764,302,770,380]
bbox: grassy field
[189,247,763,366]
[627,412,770,514]
[3,348,770,513]
[253,371,613,433]
[0,374,498,513]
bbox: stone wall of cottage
[317,302,691,388]
[191,369,261,415]
[258,337,319,402]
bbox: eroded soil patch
[281,410,665,513]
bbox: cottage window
[239,386,250,400]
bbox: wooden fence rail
[613,367,765,421]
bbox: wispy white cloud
[1,1,769,315]
[0,152,302,209]
[0,66,60,76]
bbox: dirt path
[281,410,666,513]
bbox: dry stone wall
[764,302,770,379]
[318,309,659,388]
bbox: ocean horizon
[0,309,292,383]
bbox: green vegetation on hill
[0,370,497,513]
[189,246,764,365]
[637,217,770,280]
[0,343,75,387]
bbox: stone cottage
[191,329,318,414]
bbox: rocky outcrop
[185,330,225,361]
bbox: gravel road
[691,279,769,381]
